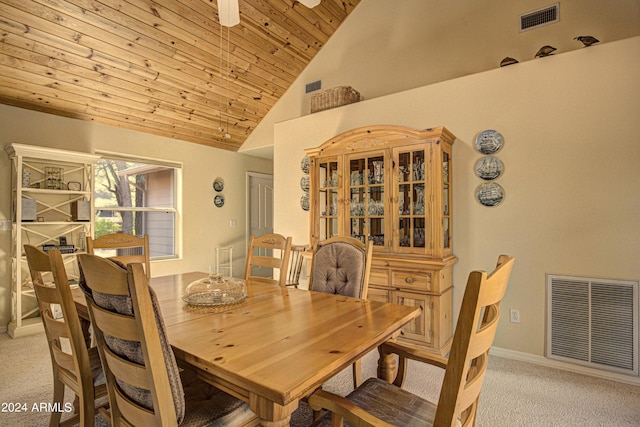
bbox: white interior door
[247,172,274,278]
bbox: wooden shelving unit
[5,143,98,337]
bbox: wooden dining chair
[309,236,374,388]
[77,253,258,427]
[86,233,151,279]
[244,233,292,286]
[285,244,309,287]
[308,255,515,427]
[24,245,108,427]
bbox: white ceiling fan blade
[298,0,321,7]
[217,0,240,27]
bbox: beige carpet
[1,332,639,426]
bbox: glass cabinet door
[318,160,339,240]
[396,148,428,252]
[348,154,386,248]
[442,149,452,251]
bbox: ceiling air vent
[520,3,559,32]
[305,80,322,94]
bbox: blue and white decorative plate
[300,155,310,174]
[475,130,504,155]
[300,176,310,192]
[474,156,504,180]
[213,178,224,192]
[214,194,225,208]
[475,182,505,207]
[300,193,310,211]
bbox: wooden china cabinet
[306,125,457,355]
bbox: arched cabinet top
[305,125,455,157]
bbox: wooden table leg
[249,393,298,427]
[377,345,399,384]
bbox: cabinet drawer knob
[405,277,414,284]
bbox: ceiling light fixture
[217,1,234,139]
[298,0,321,7]
[217,0,240,27]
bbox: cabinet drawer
[369,268,390,287]
[391,270,432,291]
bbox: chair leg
[352,359,363,388]
[78,390,95,427]
[49,378,64,427]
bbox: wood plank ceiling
[0,0,361,151]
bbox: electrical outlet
[0,220,11,231]
[510,308,520,323]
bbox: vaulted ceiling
[0,0,361,151]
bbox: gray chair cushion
[179,369,256,427]
[79,259,186,424]
[312,242,366,298]
[311,377,449,427]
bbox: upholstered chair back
[310,237,373,299]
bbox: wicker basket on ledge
[310,86,361,113]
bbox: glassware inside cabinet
[318,160,339,240]
[319,161,339,189]
[350,187,365,216]
[369,218,384,247]
[443,218,450,248]
[320,217,339,240]
[399,218,410,247]
[398,152,411,182]
[413,151,425,181]
[397,149,428,250]
[368,156,384,184]
[399,184,410,215]
[442,151,451,249]
[443,184,449,215]
[368,186,384,216]
[413,218,425,248]
[349,158,365,186]
[413,184,425,215]
[351,218,366,243]
[350,156,385,247]
[329,190,338,216]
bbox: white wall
[0,107,272,327]
[273,36,640,356]
[242,0,640,156]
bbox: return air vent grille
[520,3,559,31]
[547,274,639,376]
[305,80,322,94]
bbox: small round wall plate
[213,178,224,192]
[214,194,225,208]
[300,193,310,211]
[300,155,310,174]
[475,182,505,207]
[475,130,504,154]
[300,176,310,192]
[474,156,504,180]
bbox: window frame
[94,150,183,260]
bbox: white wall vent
[547,274,639,376]
[520,3,560,32]
[305,80,322,94]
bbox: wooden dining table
[72,272,420,426]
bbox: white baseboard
[491,346,640,386]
